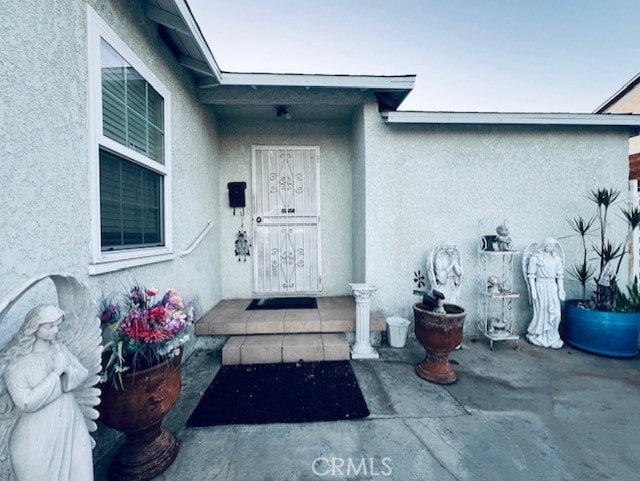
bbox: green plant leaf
[621,206,640,231]
[566,216,595,236]
[615,276,640,312]
[593,241,623,263]
[589,187,620,208]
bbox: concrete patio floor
[94,335,640,481]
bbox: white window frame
[87,6,173,275]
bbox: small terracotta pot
[413,303,466,384]
[100,352,182,481]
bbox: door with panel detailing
[252,146,322,295]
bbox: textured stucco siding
[350,105,367,283]
[361,102,631,335]
[0,0,221,342]
[217,118,353,298]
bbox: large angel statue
[523,239,566,349]
[0,274,102,481]
[428,241,464,305]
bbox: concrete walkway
[94,336,640,481]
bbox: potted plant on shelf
[99,285,194,481]
[413,271,466,384]
[563,187,640,358]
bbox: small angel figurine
[428,241,463,305]
[523,239,566,349]
[495,223,513,251]
[0,275,102,481]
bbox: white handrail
[180,220,213,258]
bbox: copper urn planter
[413,303,466,384]
[100,352,182,481]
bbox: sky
[187,0,640,113]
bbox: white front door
[252,146,322,295]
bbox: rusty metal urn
[100,352,182,481]
[413,303,466,384]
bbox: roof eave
[213,72,416,111]
[157,2,415,109]
[147,0,222,83]
[217,72,416,90]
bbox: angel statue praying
[0,275,102,481]
[523,238,566,349]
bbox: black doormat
[246,297,317,310]
[186,361,369,427]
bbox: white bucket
[386,317,411,348]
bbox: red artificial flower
[138,326,170,343]
[149,306,168,324]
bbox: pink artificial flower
[146,287,159,297]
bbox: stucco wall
[0,0,221,344]
[361,102,631,335]
[350,105,367,283]
[217,118,353,298]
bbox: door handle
[256,217,262,223]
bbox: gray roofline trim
[382,111,640,128]
[216,72,416,90]
[594,72,640,113]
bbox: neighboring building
[595,72,640,180]
[3,0,640,337]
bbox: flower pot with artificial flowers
[99,285,194,481]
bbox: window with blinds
[98,38,166,251]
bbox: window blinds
[101,39,164,164]
[100,149,163,250]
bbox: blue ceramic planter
[562,300,640,358]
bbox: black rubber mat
[246,297,317,310]
[186,361,369,426]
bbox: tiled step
[196,297,386,336]
[221,333,351,365]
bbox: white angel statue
[0,274,102,481]
[428,241,463,305]
[523,239,566,349]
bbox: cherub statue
[523,239,566,349]
[495,222,513,251]
[428,241,463,305]
[0,274,102,481]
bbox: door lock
[256,217,262,223]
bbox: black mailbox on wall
[227,182,246,208]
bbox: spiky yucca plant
[567,187,640,311]
[567,216,596,300]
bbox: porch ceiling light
[276,105,291,120]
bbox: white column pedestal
[349,283,379,359]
